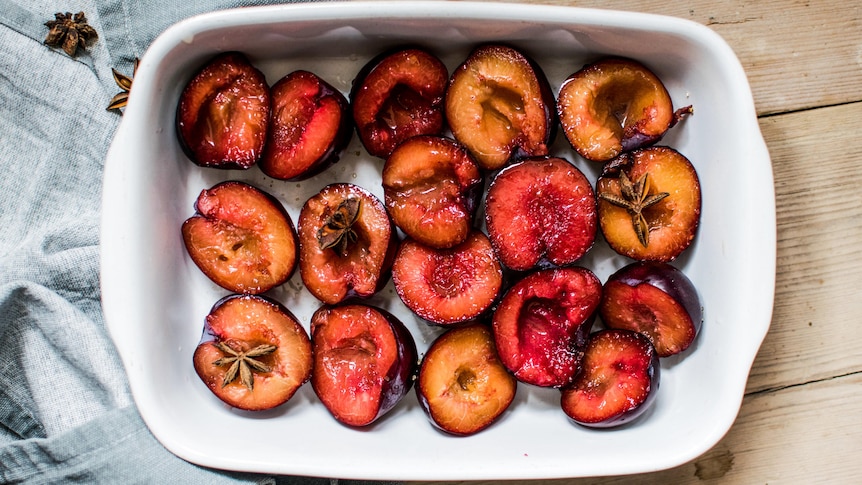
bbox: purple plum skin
[606,261,703,337]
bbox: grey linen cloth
[0,1,395,483]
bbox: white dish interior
[101,2,775,480]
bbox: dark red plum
[600,261,702,357]
[561,329,660,427]
[298,183,397,305]
[492,267,602,387]
[310,304,418,427]
[351,47,448,158]
[392,230,502,326]
[260,70,352,180]
[177,52,270,169]
[485,157,597,271]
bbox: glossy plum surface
[485,157,597,271]
[600,261,702,357]
[392,230,502,326]
[182,181,298,294]
[310,304,418,427]
[417,324,517,436]
[557,57,682,163]
[561,328,660,427]
[351,47,448,158]
[260,70,352,180]
[382,135,482,249]
[597,146,701,262]
[492,267,602,387]
[176,52,270,169]
[298,183,396,304]
[446,44,554,170]
[193,294,312,411]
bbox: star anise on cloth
[44,12,98,57]
[107,58,139,112]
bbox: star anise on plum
[599,170,669,247]
[44,12,98,57]
[107,58,139,112]
[317,197,360,257]
[212,341,276,391]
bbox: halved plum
[600,261,702,357]
[193,294,313,411]
[310,304,418,427]
[446,44,555,171]
[182,181,298,294]
[485,157,597,271]
[393,230,502,326]
[177,52,270,169]
[417,324,517,436]
[298,183,396,304]
[596,146,701,262]
[557,57,692,163]
[561,329,660,427]
[351,47,448,158]
[492,267,602,387]
[260,70,352,180]
[382,135,483,249]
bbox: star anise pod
[107,58,139,112]
[44,12,98,57]
[317,197,361,257]
[212,341,277,391]
[598,170,669,247]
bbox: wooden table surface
[410,0,862,483]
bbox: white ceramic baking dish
[101,1,775,480]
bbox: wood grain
[748,102,862,394]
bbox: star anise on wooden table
[44,12,98,57]
[212,341,277,391]
[107,58,139,112]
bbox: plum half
[557,57,692,163]
[382,135,483,249]
[561,329,660,428]
[351,47,448,158]
[417,324,517,436]
[485,157,597,271]
[492,267,602,388]
[260,70,352,180]
[446,44,555,170]
[176,52,270,169]
[392,230,503,326]
[310,304,418,427]
[182,181,298,294]
[193,294,313,411]
[596,146,701,262]
[298,183,397,305]
[600,261,702,357]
